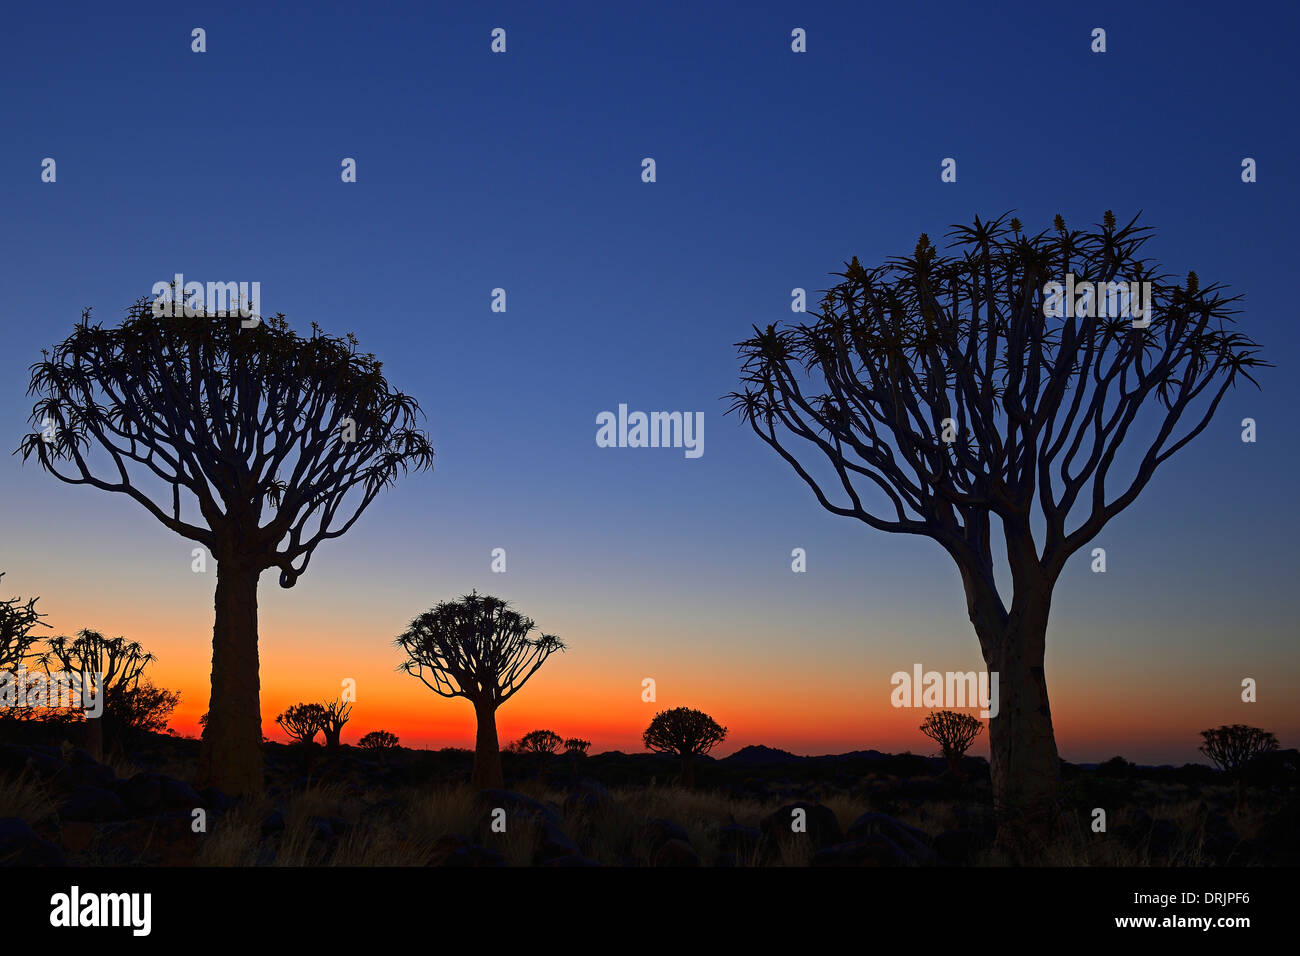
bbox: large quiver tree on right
[19,298,434,795]
[730,212,1265,845]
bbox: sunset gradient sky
[2,1,1297,765]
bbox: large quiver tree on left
[18,297,434,794]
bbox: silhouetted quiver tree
[643,707,727,789]
[920,709,984,774]
[520,729,562,755]
[111,681,181,753]
[358,730,399,762]
[394,591,565,789]
[1200,724,1278,809]
[277,702,327,776]
[39,629,155,761]
[564,737,591,773]
[0,572,48,674]
[320,698,353,752]
[520,728,562,781]
[730,212,1266,842]
[19,297,433,794]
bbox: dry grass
[6,762,1258,866]
[0,769,57,827]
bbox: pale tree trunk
[196,558,264,795]
[472,698,503,789]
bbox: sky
[1,1,1297,765]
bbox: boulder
[760,802,843,853]
[59,786,125,823]
[563,779,614,818]
[639,818,691,851]
[0,816,65,866]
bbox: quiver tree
[0,572,48,674]
[38,629,156,761]
[519,728,562,781]
[920,709,984,774]
[730,212,1265,842]
[276,702,327,776]
[565,737,591,774]
[520,729,562,755]
[320,697,353,752]
[394,591,565,789]
[358,729,399,761]
[643,706,727,789]
[1200,724,1278,809]
[112,682,181,753]
[19,297,434,794]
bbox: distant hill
[722,745,805,765]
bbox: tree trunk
[323,726,341,752]
[196,559,264,795]
[472,698,503,789]
[979,596,1066,852]
[83,712,104,763]
[679,754,695,789]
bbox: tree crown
[643,706,727,757]
[729,212,1266,599]
[394,591,565,706]
[19,299,434,587]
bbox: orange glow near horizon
[21,575,1299,769]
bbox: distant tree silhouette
[358,730,399,758]
[394,592,565,789]
[277,702,327,777]
[564,737,591,775]
[920,710,984,774]
[1200,724,1279,809]
[0,572,48,673]
[320,698,353,752]
[520,729,562,781]
[1096,755,1136,779]
[108,681,181,756]
[277,703,325,744]
[643,707,727,789]
[38,629,156,761]
[520,729,562,755]
[730,212,1266,843]
[19,298,434,795]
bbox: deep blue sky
[2,1,1297,761]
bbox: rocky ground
[1,731,1297,866]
